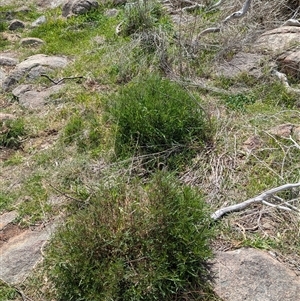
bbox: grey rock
[12,84,33,97]
[14,84,65,109]
[0,211,18,230]
[211,248,300,301]
[277,50,300,78]
[0,56,19,66]
[36,0,66,9]
[31,15,47,27]
[0,69,7,86]
[216,52,266,79]
[254,26,300,55]
[2,54,68,91]
[0,223,56,284]
[20,37,45,47]
[8,19,25,30]
[105,8,119,17]
[62,0,99,17]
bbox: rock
[62,0,99,18]
[0,211,18,230]
[31,15,47,27]
[8,19,25,30]
[20,37,45,47]
[36,0,66,9]
[242,135,262,152]
[211,248,300,301]
[13,84,65,109]
[0,56,19,66]
[2,54,68,91]
[277,50,300,78]
[254,26,300,55]
[105,8,119,17]
[269,123,294,137]
[293,126,300,141]
[1,32,21,43]
[0,113,16,122]
[216,52,265,79]
[0,223,56,284]
[0,69,7,86]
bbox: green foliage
[223,94,255,111]
[0,118,26,148]
[0,281,17,301]
[123,0,164,35]
[62,112,103,156]
[108,74,211,164]
[0,192,14,213]
[45,172,215,301]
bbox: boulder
[31,15,47,27]
[216,52,266,79]
[62,0,99,17]
[2,54,68,91]
[211,248,300,301]
[12,84,65,109]
[277,50,300,78]
[8,19,25,30]
[20,37,45,47]
[0,211,18,230]
[254,26,300,55]
[0,223,56,284]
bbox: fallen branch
[211,182,300,220]
[41,74,84,85]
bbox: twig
[49,184,87,204]
[41,74,84,85]
[211,182,300,220]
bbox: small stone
[20,37,45,47]
[0,113,16,122]
[62,0,99,18]
[269,123,294,137]
[8,19,25,31]
[105,9,119,17]
[31,15,47,27]
[242,135,262,151]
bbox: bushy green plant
[0,118,26,148]
[123,0,164,35]
[108,74,211,163]
[223,93,255,111]
[45,172,215,301]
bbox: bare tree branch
[211,183,300,220]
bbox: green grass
[107,74,212,169]
[44,172,215,301]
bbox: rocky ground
[1,1,300,300]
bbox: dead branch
[194,0,252,41]
[211,182,300,220]
[223,0,252,24]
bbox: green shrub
[223,93,255,111]
[123,0,164,35]
[0,118,26,148]
[45,172,215,301]
[107,74,211,164]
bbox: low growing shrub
[0,118,26,148]
[45,172,215,301]
[107,74,212,166]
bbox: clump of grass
[0,118,26,148]
[107,74,212,167]
[0,280,17,301]
[44,172,215,301]
[123,0,164,35]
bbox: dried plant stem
[211,182,300,220]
